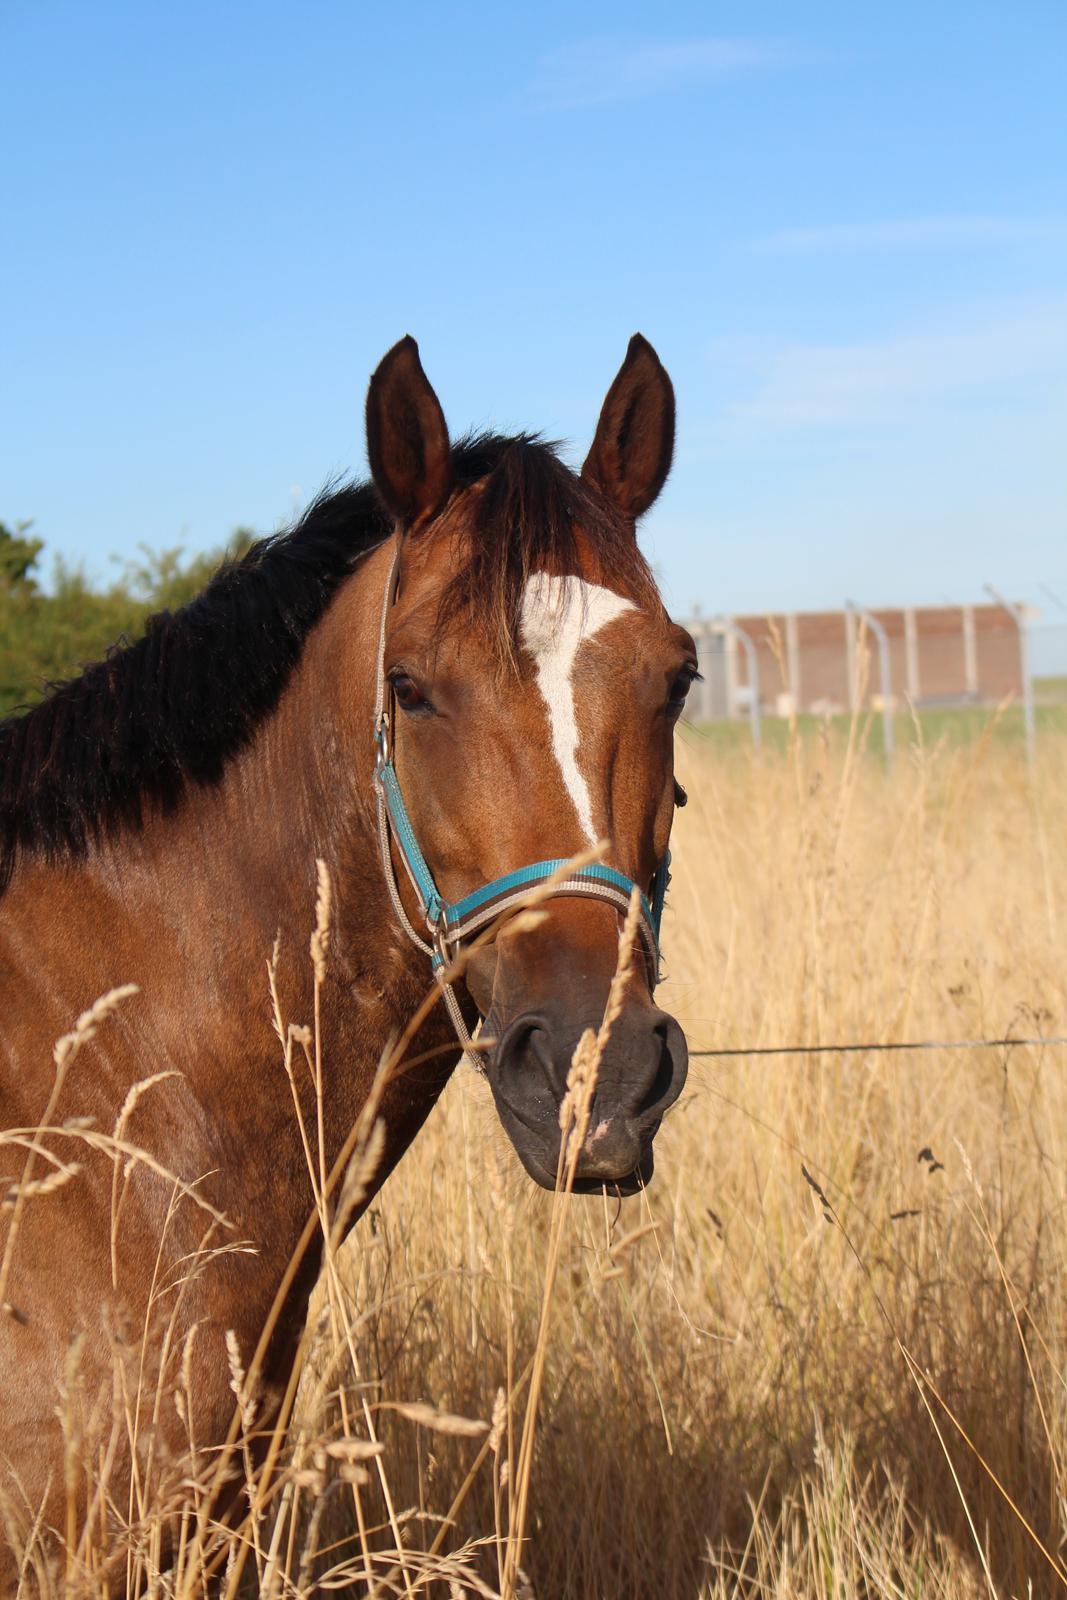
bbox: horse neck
[210,536,454,1172]
[90,538,431,1121]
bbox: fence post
[985,584,1036,767]
[717,618,761,749]
[786,612,801,710]
[845,609,858,713]
[961,605,978,699]
[904,607,920,702]
[847,602,895,772]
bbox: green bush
[0,522,250,717]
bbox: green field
[692,694,1067,756]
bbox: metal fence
[684,603,1067,768]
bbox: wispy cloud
[526,37,797,112]
[724,299,1067,428]
[754,215,1067,254]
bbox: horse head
[364,335,694,1193]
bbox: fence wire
[689,1035,1067,1060]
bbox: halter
[371,534,671,1060]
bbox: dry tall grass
[10,716,1067,1598]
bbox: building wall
[684,605,1024,716]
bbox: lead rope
[372,535,483,1065]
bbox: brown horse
[0,334,694,1577]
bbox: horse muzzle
[484,1002,688,1192]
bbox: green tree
[0,526,250,717]
[0,521,44,592]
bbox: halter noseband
[371,534,671,1060]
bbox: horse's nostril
[635,1017,687,1121]
[635,1022,675,1117]
[526,1025,555,1087]
[495,1015,556,1090]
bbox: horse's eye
[668,666,699,716]
[390,673,428,713]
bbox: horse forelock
[440,433,661,664]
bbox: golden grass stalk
[6,726,1067,1597]
[500,882,643,1598]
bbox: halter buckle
[375,710,391,769]
[432,922,452,974]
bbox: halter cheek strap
[371,534,672,1063]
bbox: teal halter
[371,536,671,1052]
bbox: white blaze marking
[519,574,635,844]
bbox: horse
[0,333,695,1580]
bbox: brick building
[685,603,1027,720]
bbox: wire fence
[688,1034,1067,1060]
[683,606,1067,767]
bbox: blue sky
[2,1,1065,645]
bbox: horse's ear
[581,334,675,519]
[366,336,452,523]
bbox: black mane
[0,434,655,889]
